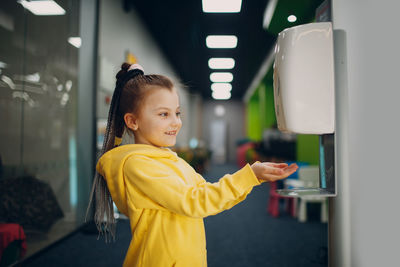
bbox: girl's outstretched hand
[250,162,298,182]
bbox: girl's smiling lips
[165,130,177,135]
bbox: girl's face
[127,87,182,147]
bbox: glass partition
[0,0,81,259]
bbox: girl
[88,63,298,267]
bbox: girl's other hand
[250,162,298,182]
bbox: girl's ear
[124,113,138,131]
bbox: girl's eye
[176,112,181,117]
[160,112,168,117]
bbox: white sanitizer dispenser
[273,22,337,197]
[273,22,335,134]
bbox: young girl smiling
[88,63,298,267]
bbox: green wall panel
[247,92,262,141]
[264,84,276,129]
[258,83,266,130]
[296,134,319,165]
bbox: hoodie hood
[96,144,178,216]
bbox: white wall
[331,1,400,266]
[202,100,246,164]
[186,92,203,146]
[97,0,192,146]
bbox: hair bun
[121,62,131,72]
[127,64,144,73]
[116,63,131,81]
[115,63,145,89]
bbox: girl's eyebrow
[153,107,171,111]
[153,106,180,111]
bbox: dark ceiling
[124,0,275,100]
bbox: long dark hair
[86,63,174,240]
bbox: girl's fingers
[263,165,298,181]
[254,162,299,181]
[280,168,297,178]
[269,164,298,174]
[270,163,288,168]
[264,166,284,175]
[283,164,299,172]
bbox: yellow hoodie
[96,144,262,267]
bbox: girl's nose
[171,114,181,127]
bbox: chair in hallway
[267,181,297,218]
[0,223,26,267]
[297,166,328,223]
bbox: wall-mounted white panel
[273,22,335,134]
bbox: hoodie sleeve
[123,155,261,218]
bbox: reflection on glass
[18,0,66,16]
[0,0,80,260]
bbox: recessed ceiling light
[212,90,231,100]
[206,35,238,48]
[208,58,235,69]
[202,0,242,13]
[211,83,232,92]
[214,105,226,116]
[68,37,81,48]
[287,15,297,23]
[18,0,66,16]
[210,72,233,83]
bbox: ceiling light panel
[18,0,66,16]
[208,58,235,69]
[206,35,238,48]
[202,0,242,13]
[210,72,233,83]
[212,90,231,100]
[211,83,232,92]
[68,37,81,48]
